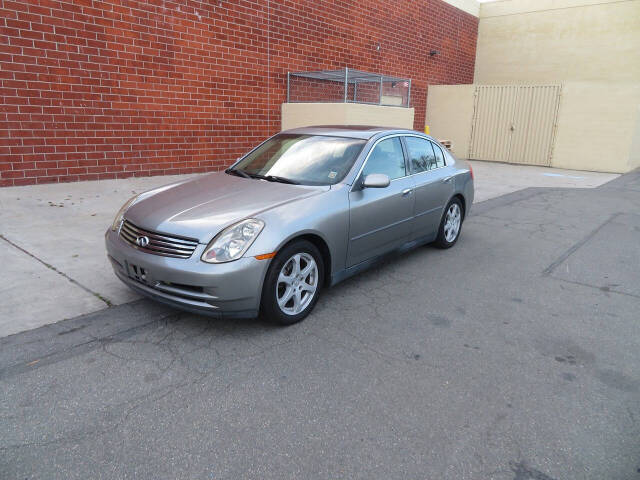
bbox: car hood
[124,172,328,243]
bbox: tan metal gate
[469,85,561,166]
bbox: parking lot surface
[1,170,638,479]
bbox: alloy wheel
[444,203,461,243]
[276,253,319,315]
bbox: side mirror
[362,173,390,189]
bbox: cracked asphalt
[1,171,639,480]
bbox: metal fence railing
[287,68,412,108]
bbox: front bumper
[105,229,269,318]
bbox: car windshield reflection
[232,134,366,186]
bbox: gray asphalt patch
[1,171,639,480]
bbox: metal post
[287,72,290,103]
[407,79,411,107]
[379,75,383,105]
[344,67,348,103]
[353,80,357,102]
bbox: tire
[260,239,324,325]
[434,197,464,249]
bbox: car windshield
[232,134,367,186]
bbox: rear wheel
[434,198,463,249]
[260,240,324,325]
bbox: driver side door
[347,136,415,267]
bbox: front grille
[119,219,199,259]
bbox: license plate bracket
[126,261,149,284]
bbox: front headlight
[111,195,139,231]
[201,219,265,263]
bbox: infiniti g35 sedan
[106,126,474,325]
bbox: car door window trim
[349,134,411,192]
[401,134,449,177]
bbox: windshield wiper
[245,172,299,185]
[225,168,251,179]
[264,175,299,185]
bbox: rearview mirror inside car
[362,173,390,189]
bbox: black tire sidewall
[260,240,324,325]
[435,198,463,249]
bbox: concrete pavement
[0,174,191,336]
[0,169,638,479]
[469,161,618,202]
[0,162,618,337]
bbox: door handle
[442,176,453,183]
[401,188,413,196]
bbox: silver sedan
[106,126,474,324]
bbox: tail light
[468,163,474,180]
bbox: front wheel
[260,240,324,325]
[434,198,463,249]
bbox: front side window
[404,136,437,174]
[361,137,406,180]
[234,134,366,185]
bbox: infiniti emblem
[136,236,150,247]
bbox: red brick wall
[0,0,477,186]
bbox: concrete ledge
[480,0,627,18]
[281,103,415,131]
[444,0,479,17]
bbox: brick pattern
[0,0,477,186]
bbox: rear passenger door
[402,136,454,241]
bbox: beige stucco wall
[475,0,640,84]
[442,0,479,17]
[425,82,640,173]
[553,82,640,173]
[281,103,415,131]
[440,0,640,173]
[630,103,640,171]
[425,85,475,159]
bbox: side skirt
[330,232,437,287]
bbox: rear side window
[432,142,446,168]
[404,137,436,174]
[361,137,406,180]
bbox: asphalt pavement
[1,170,639,480]
[0,162,618,337]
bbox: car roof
[280,125,420,140]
